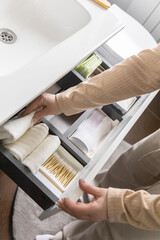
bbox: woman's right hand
[57,179,108,222]
[21,93,62,123]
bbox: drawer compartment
[66,109,119,158]
[38,146,83,193]
[44,105,121,160]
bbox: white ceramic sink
[0,1,124,126]
[0,0,90,76]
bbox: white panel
[143,3,160,32]
[151,22,160,41]
[127,0,160,24]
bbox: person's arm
[58,179,160,230]
[22,45,160,121]
[107,187,160,230]
[56,45,160,116]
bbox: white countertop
[0,1,124,126]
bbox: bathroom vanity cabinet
[0,51,158,220]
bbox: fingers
[57,198,93,220]
[21,93,62,121]
[79,179,101,197]
[21,95,44,117]
[57,180,108,222]
[32,107,49,123]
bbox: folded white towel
[23,135,61,174]
[0,111,35,144]
[4,123,49,161]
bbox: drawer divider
[42,118,89,166]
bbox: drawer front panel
[0,145,59,209]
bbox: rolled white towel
[4,123,49,161]
[0,111,35,144]
[23,135,61,174]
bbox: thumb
[79,179,101,197]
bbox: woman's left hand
[57,179,108,222]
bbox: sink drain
[0,28,17,44]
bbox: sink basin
[0,0,90,76]
[0,1,124,126]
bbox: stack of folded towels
[0,112,60,174]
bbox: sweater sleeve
[56,45,160,116]
[107,187,160,230]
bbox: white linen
[0,111,35,144]
[23,135,61,174]
[4,123,49,161]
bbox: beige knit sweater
[56,45,160,115]
[56,45,160,230]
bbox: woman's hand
[57,179,108,222]
[22,93,62,123]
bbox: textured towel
[0,111,35,144]
[23,135,61,174]
[4,123,49,161]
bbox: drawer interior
[0,120,86,209]
[0,101,121,210]
[36,145,83,194]
[45,66,123,159]
[67,109,119,158]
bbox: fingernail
[32,117,38,123]
[58,199,64,204]
[57,200,62,204]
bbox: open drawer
[0,67,122,215]
[0,56,158,220]
[0,104,121,211]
